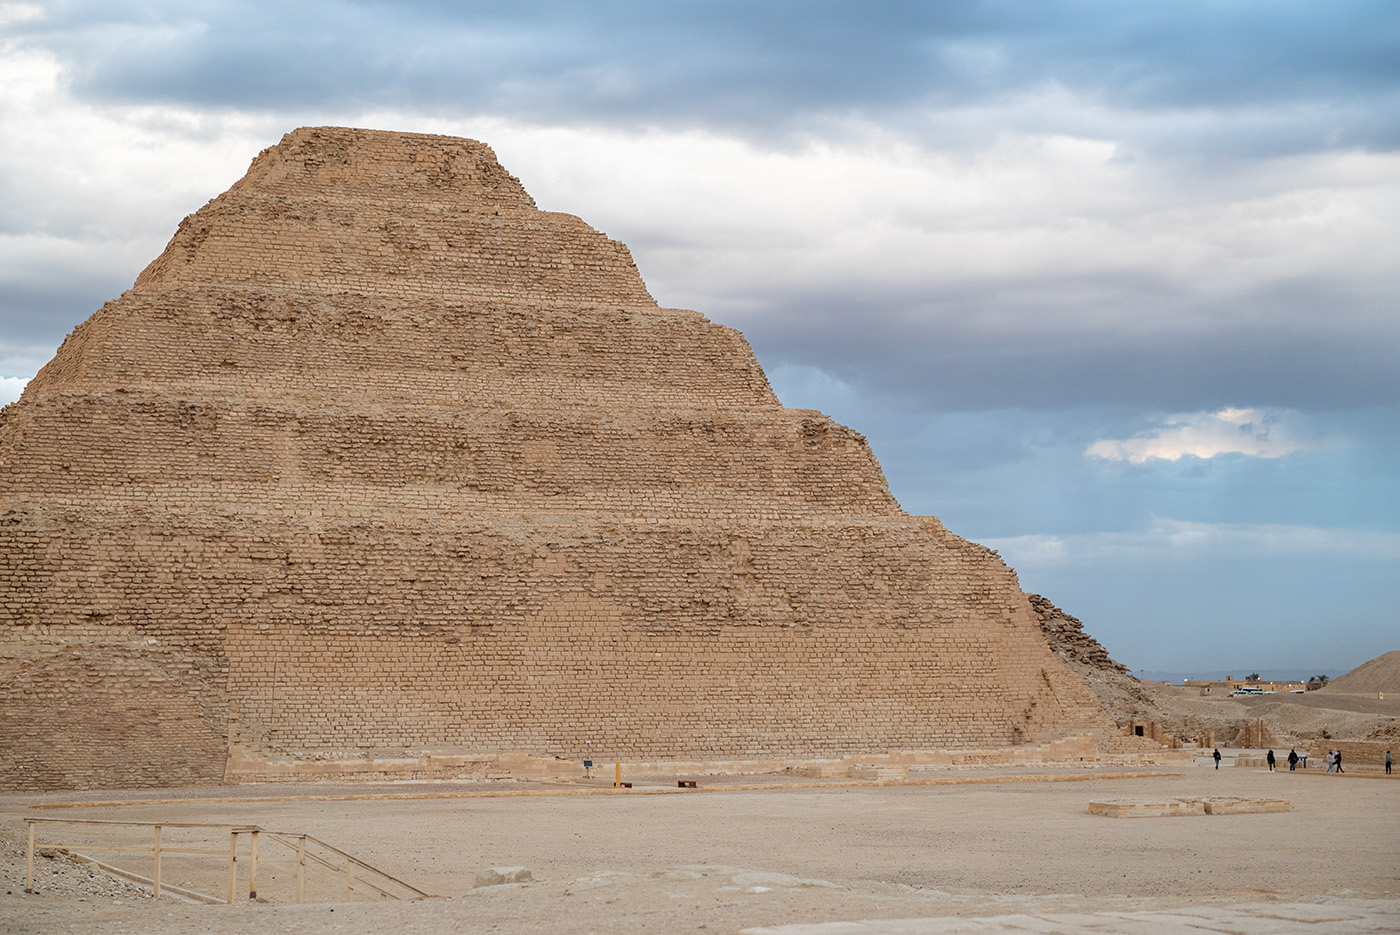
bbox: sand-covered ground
[2,763,1395,934]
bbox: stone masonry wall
[0,642,227,789]
[0,127,1112,790]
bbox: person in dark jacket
[1266,749,1276,771]
[1213,748,1221,769]
[1288,749,1299,771]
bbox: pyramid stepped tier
[132,128,653,307]
[0,505,1080,759]
[0,127,1115,790]
[3,295,896,517]
[24,289,768,408]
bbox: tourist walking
[1386,750,1392,774]
[1213,748,1221,769]
[1335,750,1343,773]
[1266,749,1276,771]
[1326,750,1335,772]
[1288,748,1298,771]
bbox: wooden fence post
[25,821,35,893]
[249,830,259,900]
[152,825,162,898]
[226,830,238,904]
[296,835,307,904]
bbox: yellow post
[296,835,307,904]
[614,761,621,788]
[25,821,35,893]
[153,825,162,898]
[249,830,259,900]
[227,830,238,904]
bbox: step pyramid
[0,127,1111,789]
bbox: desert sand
[2,763,1396,934]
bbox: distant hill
[1323,650,1400,694]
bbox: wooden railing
[23,818,432,904]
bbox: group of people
[1211,747,1397,773]
[1264,748,1303,771]
[1321,747,1395,772]
[1213,747,1307,770]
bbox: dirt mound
[1323,649,1400,694]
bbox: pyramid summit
[0,127,1134,789]
[132,127,656,308]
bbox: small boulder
[473,866,533,888]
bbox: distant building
[1183,676,1307,696]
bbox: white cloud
[422,119,1400,337]
[1086,408,1316,462]
[0,3,43,27]
[985,519,1400,569]
[0,375,28,404]
[2,36,1398,413]
[0,43,281,246]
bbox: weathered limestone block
[1089,799,1207,818]
[1194,797,1294,815]
[473,867,533,888]
[849,765,910,781]
[1090,797,1293,818]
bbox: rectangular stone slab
[1201,797,1294,815]
[1089,799,1206,818]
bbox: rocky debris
[1029,594,1127,673]
[0,825,150,900]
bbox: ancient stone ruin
[1,127,1131,790]
[1030,594,1127,673]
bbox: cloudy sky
[2,1,1396,676]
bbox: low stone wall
[223,733,1188,784]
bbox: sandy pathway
[2,765,1395,934]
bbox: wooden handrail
[25,817,263,830]
[23,818,432,904]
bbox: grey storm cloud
[19,0,1400,153]
[734,271,1400,413]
